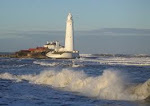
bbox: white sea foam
[80,54,92,57]
[0,73,22,82]
[80,56,150,66]
[0,69,150,101]
[71,64,81,67]
[71,61,83,67]
[33,61,58,66]
[33,61,83,68]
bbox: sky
[0,0,150,54]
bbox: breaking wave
[0,69,150,101]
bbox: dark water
[0,54,150,106]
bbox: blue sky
[0,0,150,54]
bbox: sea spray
[0,69,150,101]
[128,79,150,100]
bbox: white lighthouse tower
[65,13,74,51]
[46,13,79,59]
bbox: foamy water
[0,69,150,101]
[33,60,83,68]
[33,61,59,66]
[80,56,150,66]
[0,55,150,105]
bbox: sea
[0,54,150,106]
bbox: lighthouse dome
[67,13,72,20]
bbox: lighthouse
[65,13,74,51]
[46,13,79,59]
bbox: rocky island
[0,41,61,59]
[0,47,49,59]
